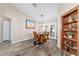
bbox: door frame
[2,17,11,42]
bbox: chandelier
[40,14,43,27]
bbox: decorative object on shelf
[64,40,67,45]
[64,18,68,24]
[69,41,74,47]
[68,41,77,50]
[73,47,78,50]
[26,19,35,29]
[72,15,78,21]
[74,15,78,21]
[67,31,74,39]
[71,54,76,56]
[71,23,77,30]
[66,47,69,51]
[68,16,73,22]
[64,35,67,38]
[74,24,77,30]
[64,29,68,31]
[68,23,77,31]
[72,15,75,21]
[64,46,68,51]
[69,24,72,30]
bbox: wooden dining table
[37,32,49,44]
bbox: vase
[68,36,72,39]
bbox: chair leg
[33,41,39,46]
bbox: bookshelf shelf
[64,21,77,25]
[64,37,77,42]
[64,51,72,56]
[65,44,78,50]
[64,51,76,56]
[64,30,77,32]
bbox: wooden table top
[37,32,49,35]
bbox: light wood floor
[0,39,62,56]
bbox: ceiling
[10,3,61,23]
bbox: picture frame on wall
[26,19,35,29]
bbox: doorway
[2,18,11,43]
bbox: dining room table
[37,32,49,44]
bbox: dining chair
[33,31,39,45]
[42,32,49,44]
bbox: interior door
[3,20,10,41]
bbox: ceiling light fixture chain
[32,3,44,27]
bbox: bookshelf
[61,5,79,56]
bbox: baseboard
[11,38,31,44]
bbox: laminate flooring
[0,39,63,56]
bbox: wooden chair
[33,31,40,45]
[33,31,49,45]
[42,33,49,43]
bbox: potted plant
[67,31,74,39]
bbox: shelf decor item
[67,31,74,39]
[71,23,77,31]
[69,24,72,30]
[64,19,68,24]
[64,46,68,51]
[69,41,74,47]
[72,16,75,21]
[74,15,78,21]
[74,24,77,30]
[68,16,73,22]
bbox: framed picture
[26,19,35,29]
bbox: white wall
[0,17,3,42]
[57,3,79,48]
[0,4,39,43]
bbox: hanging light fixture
[32,3,37,8]
[40,14,43,27]
[32,3,44,32]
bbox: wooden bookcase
[61,5,79,56]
